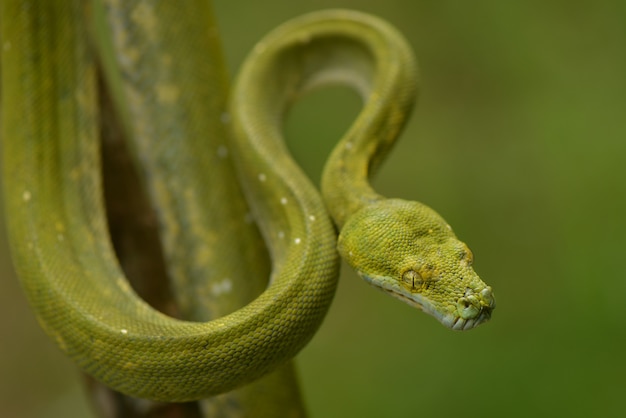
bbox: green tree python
[1,0,495,404]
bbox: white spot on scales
[211,278,233,296]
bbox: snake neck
[238,10,419,230]
[320,79,413,230]
[316,20,417,229]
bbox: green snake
[2,0,494,404]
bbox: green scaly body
[1,0,494,404]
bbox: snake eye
[402,270,422,290]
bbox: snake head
[338,199,495,330]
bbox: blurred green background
[2,0,625,416]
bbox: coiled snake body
[2,1,494,402]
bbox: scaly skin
[232,10,495,331]
[91,0,308,415]
[1,1,494,407]
[339,200,495,330]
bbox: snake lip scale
[360,272,494,330]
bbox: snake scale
[2,0,495,403]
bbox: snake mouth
[359,273,493,331]
[378,286,427,312]
[359,273,446,323]
[442,309,492,331]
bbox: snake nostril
[457,297,480,319]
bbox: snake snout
[453,286,495,330]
